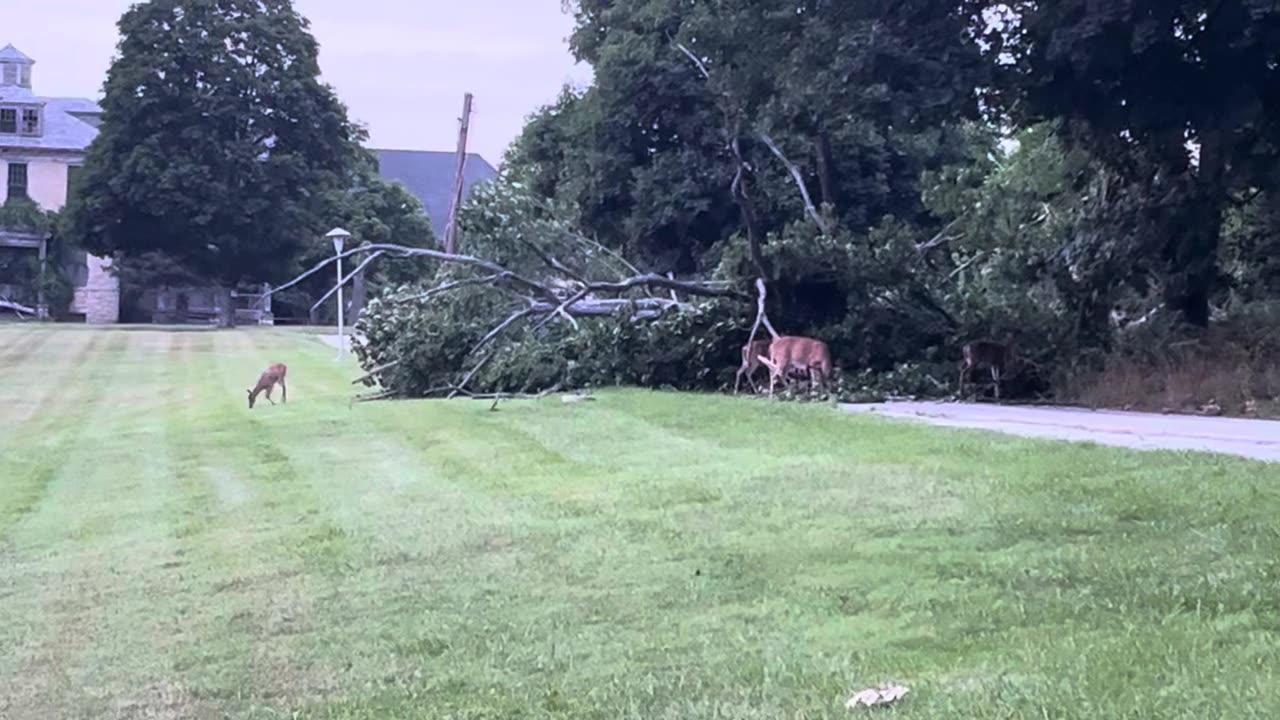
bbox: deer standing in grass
[758,336,833,397]
[247,363,288,408]
[959,340,1010,400]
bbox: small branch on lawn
[348,389,399,408]
[469,383,565,401]
[758,132,832,236]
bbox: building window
[20,108,39,135]
[67,165,84,201]
[7,163,28,201]
[1,64,16,86]
[19,66,31,88]
[0,108,14,134]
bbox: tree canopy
[977,0,1280,325]
[67,0,368,286]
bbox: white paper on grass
[845,683,909,709]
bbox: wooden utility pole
[443,92,474,255]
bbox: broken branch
[758,132,832,236]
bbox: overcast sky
[7,0,593,166]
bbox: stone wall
[70,253,119,324]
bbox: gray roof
[0,96,101,152]
[0,44,100,152]
[0,45,33,64]
[373,149,498,237]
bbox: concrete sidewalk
[842,401,1280,462]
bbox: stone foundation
[70,254,120,324]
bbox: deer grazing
[247,362,288,409]
[959,340,1010,400]
[757,336,833,397]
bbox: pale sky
[6,0,593,166]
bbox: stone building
[0,43,118,323]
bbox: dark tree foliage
[515,0,987,274]
[974,0,1280,325]
[67,0,367,287]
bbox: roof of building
[373,149,499,237]
[0,44,33,64]
[1,45,100,153]
[0,96,102,152]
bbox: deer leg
[280,378,287,404]
[991,366,1001,400]
[958,363,967,398]
[734,368,744,395]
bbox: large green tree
[67,0,366,286]
[976,0,1280,325]
[519,0,985,275]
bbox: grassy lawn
[2,325,1279,719]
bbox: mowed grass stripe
[0,330,121,537]
[0,328,94,435]
[0,330,174,717]
[2,327,1280,719]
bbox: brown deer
[734,337,773,394]
[959,340,1010,400]
[247,363,288,408]
[758,336,833,397]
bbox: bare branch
[517,234,587,282]
[758,132,832,236]
[474,306,538,356]
[392,273,508,303]
[0,299,35,318]
[268,242,558,304]
[351,359,402,386]
[745,277,779,356]
[446,306,540,400]
[309,250,385,313]
[533,286,592,332]
[348,389,399,407]
[949,251,985,278]
[468,383,564,401]
[675,43,712,81]
[915,219,964,252]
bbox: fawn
[757,336,833,397]
[247,363,288,408]
[958,340,1010,400]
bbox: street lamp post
[326,228,352,360]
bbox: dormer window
[1,63,15,86]
[0,106,39,136]
[20,108,39,135]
